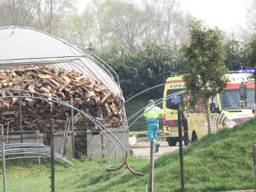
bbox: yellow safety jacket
[143,106,165,123]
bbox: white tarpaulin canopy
[0,26,122,97]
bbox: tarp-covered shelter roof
[0,26,122,97]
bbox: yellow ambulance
[162,73,255,146]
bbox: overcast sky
[76,0,253,33]
[179,0,252,33]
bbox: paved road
[131,141,178,159]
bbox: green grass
[155,118,256,191]
[1,118,256,191]
[0,157,147,192]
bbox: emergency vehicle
[162,72,255,146]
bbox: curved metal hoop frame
[0,88,144,176]
[106,150,144,176]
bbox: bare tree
[92,0,149,52]
[34,0,74,34]
[62,5,96,50]
[248,0,256,30]
[144,0,179,44]
[0,0,73,34]
[0,0,38,26]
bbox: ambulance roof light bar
[236,66,255,73]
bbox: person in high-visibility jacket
[143,99,166,152]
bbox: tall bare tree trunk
[50,0,53,33]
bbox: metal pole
[6,122,9,144]
[70,98,75,158]
[178,106,185,192]
[148,140,155,192]
[253,144,256,191]
[19,99,23,143]
[1,125,7,192]
[50,104,55,192]
[101,132,105,162]
[36,130,41,165]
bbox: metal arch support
[2,88,123,155]
[0,94,120,155]
[0,142,71,166]
[128,90,186,122]
[0,89,145,176]
[108,90,188,176]
[125,83,165,104]
[128,90,187,128]
[114,90,188,159]
[107,150,144,176]
[0,88,124,152]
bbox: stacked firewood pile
[0,65,124,132]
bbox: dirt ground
[131,141,178,159]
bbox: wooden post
[253,144,256,191]
[35,130,41,165]
[178,106,185,192]
[148,140,155,192]
[101,133,105,160]
[70,98,75,158]
[50,103,55,192]
[19,99,23,143]
[1,125,7,192]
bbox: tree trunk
[205,100,211,134]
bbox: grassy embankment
[1,118,256,191]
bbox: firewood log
[0,65,124,131]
